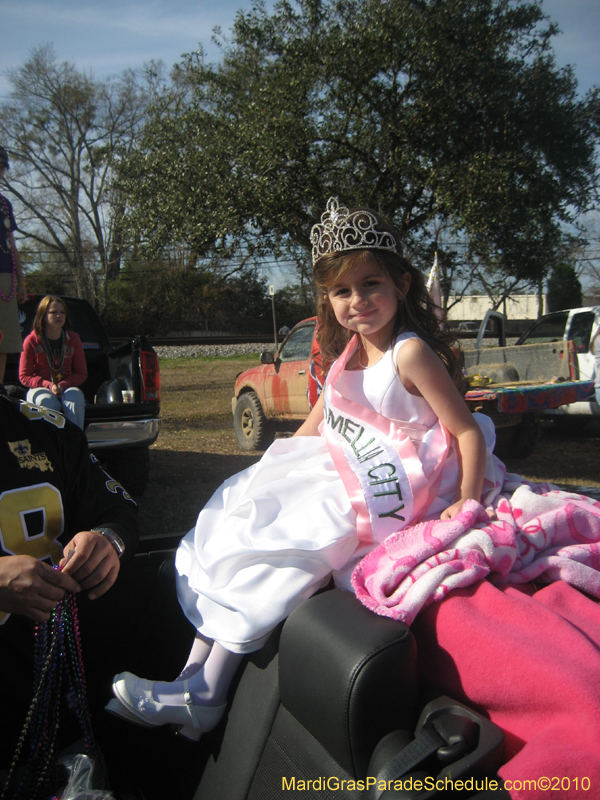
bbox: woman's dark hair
[313,209,462,386]
[33,296,72,339]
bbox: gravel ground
[155,343,274,359]
[153,338,518,360]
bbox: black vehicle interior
[100,550,508,800]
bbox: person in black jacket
[0,347,138,768]
[0,394,137,621]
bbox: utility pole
[269,285,278,348]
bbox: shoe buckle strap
[183,681,201,731]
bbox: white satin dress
[175,333,503,653]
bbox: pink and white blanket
[352,478,600,799]
[352,475,600,626]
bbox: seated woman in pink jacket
[19,295,87,429]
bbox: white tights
[152,635,244,707]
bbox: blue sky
[1,0,598,289]
[0,0,598,98]
[0,0,272,97]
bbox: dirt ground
[136,356,600,539]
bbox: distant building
[446,295,547,322]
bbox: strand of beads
[0,608,62,799]
[62,589,98,760]
[42,332,66,385]
[0,570,98,800]
[0,195,16,302]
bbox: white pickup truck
[514,305,600,423]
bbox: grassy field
[155,355,258,453]
[136,355,600,538]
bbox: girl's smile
[327,260,401,344]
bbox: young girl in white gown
[107,198,503,740]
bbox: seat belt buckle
[431,712,478,764]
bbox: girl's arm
[396,338,487,519]
[294,392,325,437]
[19,335,52,389]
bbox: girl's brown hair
[313,209,462,386]
[33,296,72,339]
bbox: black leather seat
[101,558,506,800]
[195,588,418,800]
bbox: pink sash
[323,336,451,545]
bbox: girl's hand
[51,383,61,396]
[440,500,467,520]
[441,501,497,521]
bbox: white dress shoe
[105,697,154,727]
[107,671,227,741]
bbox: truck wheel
[233,392,274,451]
[493,413,540,460]
[104,446,150,497]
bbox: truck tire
[493,413,540,460]
[233,392,274,451]
[104,446,150,497]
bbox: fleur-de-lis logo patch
[8,440,53,472]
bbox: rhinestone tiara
[310,197,398,266]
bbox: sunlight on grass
[154,355,600,488]
[156,354,261,445]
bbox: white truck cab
[516,306,600,419]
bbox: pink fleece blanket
[412,580,600,799]
[352,480,600,799]
[352,477,600,626]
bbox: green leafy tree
[120,0,600,296]
[103,259,272,336]
[546,263,583,311]
[274,283,317,328]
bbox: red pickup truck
[232,317,593,458]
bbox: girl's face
[327,258,407,344]
[44,301,66,334]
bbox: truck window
[568,312,595,353]
[279,324,315,363]
[519,313,568,344]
